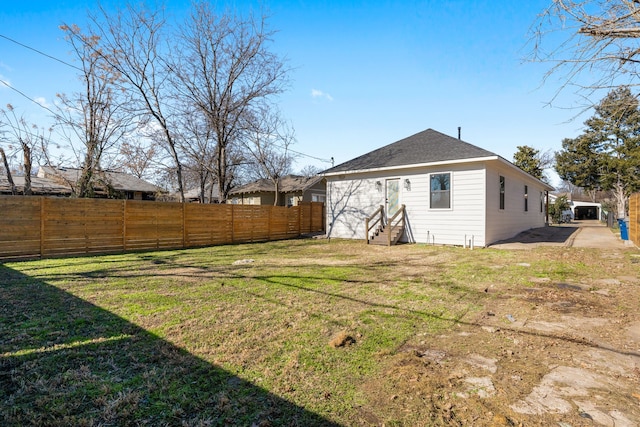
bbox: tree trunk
[22,143,32,196]
[216,143,227,203]
[77,149,96,198]
[199,178,206,203]
[0,148,17,195]
[613,180,626,219]
[207,178,215,203]
[273,179,279,206]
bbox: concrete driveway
[490,220,633,249]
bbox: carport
[571,201,602,221]
[574,205,599,220]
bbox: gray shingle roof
[323,128,498,174]
[39,166,162,193]
[0,175,72,195]
[183,185,220,201]
[230,174,323,195]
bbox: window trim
[499,176,505,210]
[311,193,326,203]
[429,172,452,210]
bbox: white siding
[326,174,387,239]
[484,162,548,245]
[401,164,486,246]
[326,159,550,247]
[326,163,488,246]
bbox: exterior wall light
[404,179,411,191]
[375,181,383,192]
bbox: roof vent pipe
[458,127,461,140]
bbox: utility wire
[0,33,83,72]
[1,34,335,167]
[2,77,334,166]
[285,145,333,165]
[0,79,59,118]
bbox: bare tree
[177,108,218,203]
[531,0,640,101]
[0,114,15,194]
[172,2,290,202]
[56,24,134,198]
[0,147,16,194]
[299,164,323,178]
[242,106,295,205]
[85,4,187,202]
[0,104,47,195]
[117,139,161,180]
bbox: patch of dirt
[329,330,356,348]
[356,246,640,426]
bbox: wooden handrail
[365,205,384,244]
[387,204,406,246]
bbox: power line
[0,35,335,167]
[0,33,83,72]
[0,79,59,117]
[286,145,333,164]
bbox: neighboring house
[229,174,326,206]
[37,166,163,200]
[183,184,220,203]
[322,128,554,247]
[0,175,72,196]
[549,193,603,221]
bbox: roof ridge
[323,128,497,174]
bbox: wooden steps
[369,224,404,246]
[365,204,406,246]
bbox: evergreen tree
[555,134,601,197]
[555,86,640,218]
[513,145,545,181]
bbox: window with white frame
[286,194,297,206]
[430,173,451,209]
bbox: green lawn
[1,239,627,426]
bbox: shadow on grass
[23,249,640,363]
[0,264,340,426]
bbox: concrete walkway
[490,220,634,249]
[569,221,630,249]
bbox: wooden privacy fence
[630,193,639,247]
[0,196,325,260]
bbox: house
[0,175,72,196]
[549,193,603,221]
[37,166,163,200]
[229,174,326,206]
[183,184,220,203]
[322,128,554,247]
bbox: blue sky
[1,0,588,183]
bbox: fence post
[123,200,127,251]
[182,202,187,249]
[268,206,272,240]
[39,197,44,259]
[231,204,235,244]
